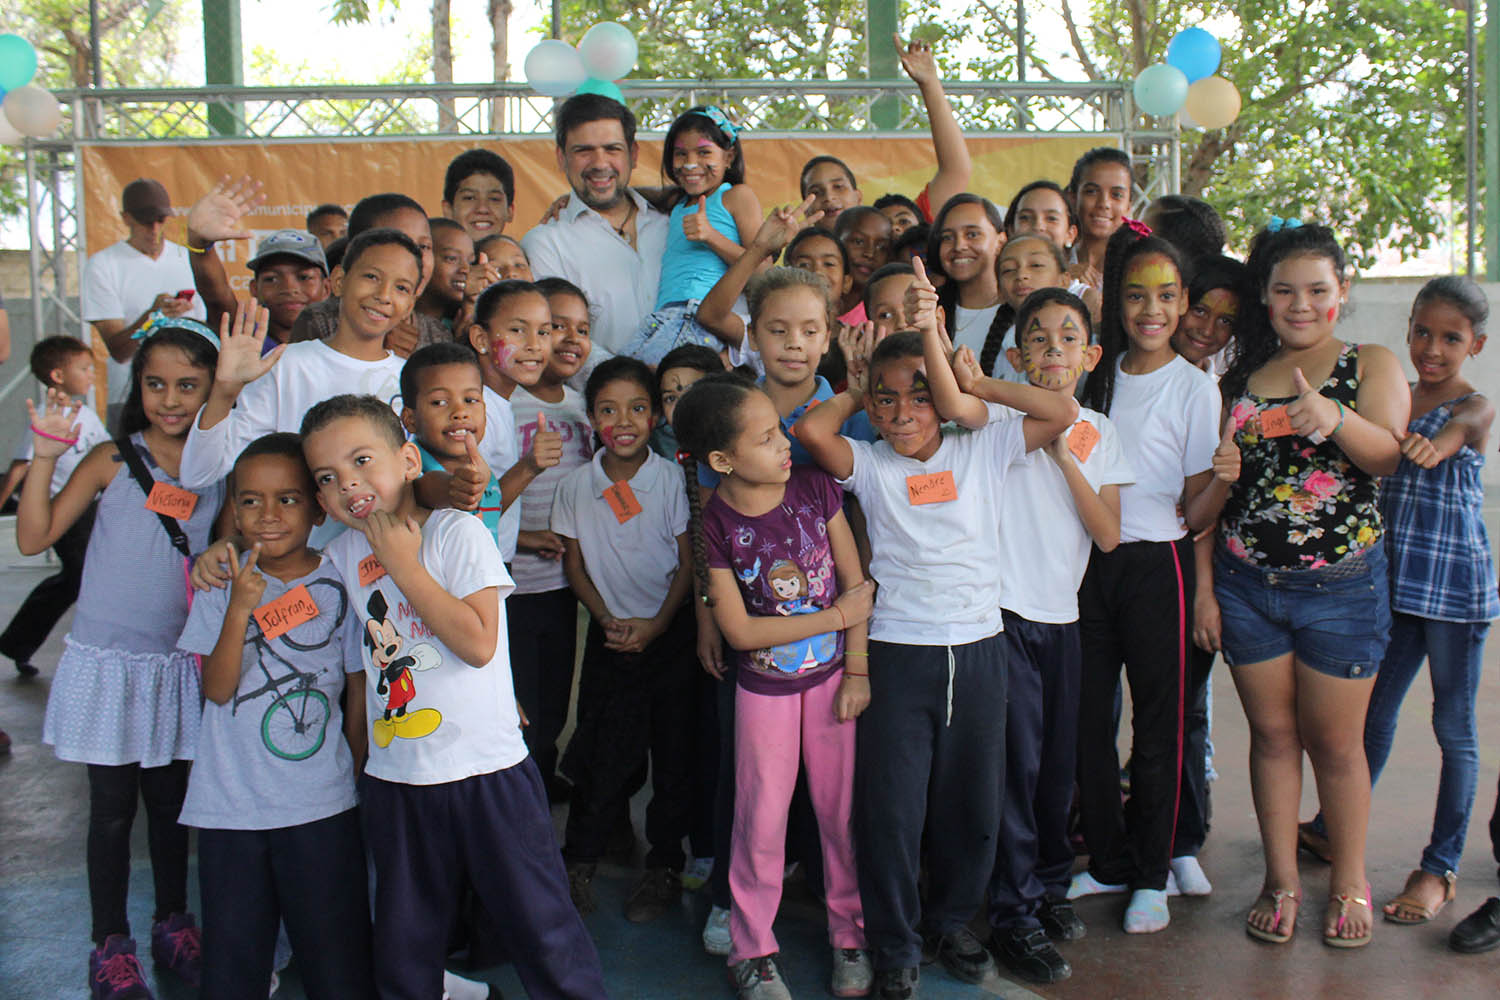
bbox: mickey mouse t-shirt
[702,465,845,695]
[327,509,526,786]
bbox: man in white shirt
[80,178,207,426]
[520,95,669,356]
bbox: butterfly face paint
[866,354,942,461]
[1015,302,1093,390]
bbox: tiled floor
[3,520,1500,998]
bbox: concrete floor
[3,516,1500,999]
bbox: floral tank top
[1220,344,1381,571]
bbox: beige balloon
[1183,76,1241,130]
[3,84,61,138]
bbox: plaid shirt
[1381,394,1500,623]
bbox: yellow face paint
[1125,256,1178,290]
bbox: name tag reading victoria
[145,482,198,519]
[254,585,320,641]
[906,471,957,506]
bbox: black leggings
[87,760,191,944]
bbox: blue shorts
[621,299,720,366]
[1214,542,1391,679]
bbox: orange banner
[80,134,1106,291]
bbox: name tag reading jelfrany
[255,585,319,641]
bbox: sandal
[1324,884,1374,948]
[1384,869,1457,925]
[1296,821,1332,864]
[1246,888,1299,944]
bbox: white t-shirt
[176,556,360,829]
[952,302,1001,359]
[481,387,521,563]
[180,339,404,492]
[998,408,1135,623]
[81,240,206,406]
[18,403,110,496]
[506,385,594,594]
[551,450,688,620]
[328,509,526,786]
[840,415,1026,646]
[1110,354,1219,543]
[521,189,670,355]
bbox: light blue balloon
[523,39,586,98]
[575,78,625,103]
[0,34,38,92]
[1133,63,1189,117]
[1166,27,1221,83]
[578,22,638,81]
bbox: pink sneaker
[150,913,202,987]
[89,935,154,1000]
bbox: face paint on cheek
[1328,306,1339,323]
[598,426,617,448]
[492,339,518,372]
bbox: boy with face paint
[793,259,1076,997]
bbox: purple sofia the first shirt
[702,465,846,695]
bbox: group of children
[8,71,1498,1000]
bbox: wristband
[845,650,868,657]
[842,670,868,677]
[1330,399,1346,436]
[30,425,78,446]
[185,241,207,254]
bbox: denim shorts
[1214,542,1391,679]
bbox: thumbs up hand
[1211,415,1241,484]
[682,195,711,242]
[448,430,490,511]
[527,412,563,473]
[1285,367,1340,442]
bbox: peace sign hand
[226,542,267,614]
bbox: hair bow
[698,105,740,142]
[1123,217,1153,238]
[1267,216,1304,233]
[132,311,222,350]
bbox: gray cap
[247,229,328,274]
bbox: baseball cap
[121,178,172,224]
[247,230,329,274]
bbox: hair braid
[678,451,714,607]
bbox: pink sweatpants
[727,668,865,965]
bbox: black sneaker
[566,861,597,915]
[935,927,995,984]
[622,867,681,923]
[873,966,918,999]
[990,925,1071,984]
[1037,897,1087,941]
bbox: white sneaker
[733,955,792,1000]
[702,904,732,956]
[268,971,280,998]
[830,947,872,998]
[683,856,714,891]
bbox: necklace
[613,198,637,243]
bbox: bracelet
[845,650,869,657]
[842,670,869,677]
[835,605,847,631]
[1330,399,1346,436]
[185,242,206,254]
[30,425,78,446]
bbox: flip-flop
[1384,869,1457,925]
[1246,888,1299,944]
[1324,884,1374,948]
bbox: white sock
[1170,855,1213,896]
[1166,870,1181,897]
[442,971,491,1000]
[1124,889,1171,934]
[1067,871,1129,899]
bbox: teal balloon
[1133,63,1189,117]
[1166,27,1221,83]
[0,34,38,92]
[575,78,625,103]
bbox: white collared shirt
[551,449,688,620]
[520,188,669,355]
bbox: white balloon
[4,84,61,137]
[523,39,587,98]
[0,107,22,144]
[578,22,638,82]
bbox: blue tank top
[656,183,740,307]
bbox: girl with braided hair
[674,372,875,1000]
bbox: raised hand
[539,193,571,225]
[215,300,280,388]
[952,345,983,394]
[1398,429,1443,469]
[448,430,490,511]
[904,256,941,333]
[226,542,268,613]
[832,578,876,628]
[1211,416,1241,483]
[25,388,82,459]
[838,321,876,396]
[750,195,824,254]
[364,510,423,568]
[1286,367,1340,441]
[894,33,939,87]
[187,174,266,245]
[528,413,563,472]
[682,196,712,243]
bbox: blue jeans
[1364,612,1490,876]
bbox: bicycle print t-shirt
[176,555,360,830]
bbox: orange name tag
[604,480,643,524]
[1068,420,1100,462]
[358,554,386,587]
[144,482,198,519]
[906,470,958,505]
[254,585,319,641]
[1259,406,1294,438]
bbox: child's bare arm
[201,544,263,705]
[826,510,871,722]
[1401,393,1496,468]
[16,435,114,556]
[343,670,368,773]
[0,458,29,510]
[792,392,860,481]
[1045,439,1122,551]
[896,34,971,213]
[560,535,615,627]
[1191,529,1222,653]
[687,185,764,268]
[707,565,874,653]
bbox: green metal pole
[868,0,899,130]
[203,0,243,137]
[1487,0,1498,279]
